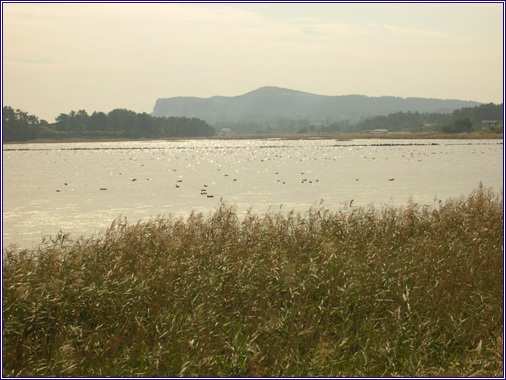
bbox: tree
[108,108,137,134]
[143,112,156,137]
[87,111,109,131]
[454,118,473,133]
[3,106,41,141]
[74,109,89,131]
[55,113,71,131]
[441,118,473,134]
[3,106,19,140]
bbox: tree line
[3,102,502,141]
[351,103,503,134]
[244,103,503,135]
[2,107,217,142]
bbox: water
[2,138,503,250]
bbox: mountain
[152,86,481,132]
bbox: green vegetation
[441,118,474,134]
[2,107,216,142]
[4,102,502,142]
[347,103,503,134]
[290,103,503,135]
[3,185,503,377]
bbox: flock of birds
[54,170,397,194]
[176,179,214,198]
[52,142,499,195]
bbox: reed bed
[3,185,503,377]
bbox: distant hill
[152,86,481,132]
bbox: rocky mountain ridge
[152,86,481,130]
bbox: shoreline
[2,131,503,144]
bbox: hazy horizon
[3,2,504,122]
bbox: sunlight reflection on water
[3,139,503,249]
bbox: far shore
[2,131,503,144]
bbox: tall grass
[3,185,503,377]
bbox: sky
[2,2,504,122]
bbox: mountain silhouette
[152,86,480,131]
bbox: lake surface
[2,138,503,250]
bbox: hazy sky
[2,2,504,122]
